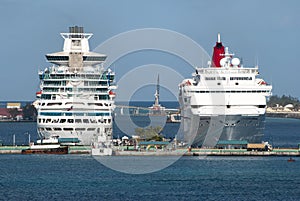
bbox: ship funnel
[69,26,84,33]
[217,33,221,43]
[211,33,225,67]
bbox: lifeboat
[36,91,42,98]
[109,90,116,99]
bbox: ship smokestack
[211,33,225,67]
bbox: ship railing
[197,68,258,74]
[42,73,113,80]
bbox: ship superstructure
[179,34,272,147]
[35,26,116,145]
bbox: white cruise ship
[179,34,272,147]
[34,26,116,145]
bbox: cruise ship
[34,26,116,145]
[179,34,272,147]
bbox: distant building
[0,108,11,119]
[7,102,21,109]
[0,102,23,120]
[284,104,294,111]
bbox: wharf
[113,147,300,157]
[185,148,300,157]
[0,146,299,156]
[0,146,28,154]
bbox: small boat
[22,136,68,154]
[287,157,296,162]
[22,146,68,154]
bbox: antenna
[157,74,160,102]
[154,74,160,106]
[255,54,259,68]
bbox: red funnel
[211,33,225,67]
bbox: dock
[0,146,299,156]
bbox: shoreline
[266,111,300,119]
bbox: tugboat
[22,136,68,154]
[287,157,296,162]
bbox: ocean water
[0,155,300,200]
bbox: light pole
[13,134,15,146]
[24,132,30,145]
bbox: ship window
[83,119,89,123]
[45,128,52,131]
[64,128,73,131]
[235,83,239,85]
[47,102,62,106]
[205,77,216,80]
[73,113,84,116]
[46,55,69,61]
[99,95,109,100]
[41,94,51,100]
[75,128,85,131]
[54,128,62,131]
[75,119,82,123]
[60,119,66,123]
[87,128,96,131]
[217,77,226,80]
[217,83,221,85]
[67,119,74,123]
[230,77,252,80]
[258,105,266,108]
[83,56,106,61]
[72,40,81,46]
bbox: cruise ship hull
[181,108,265,147]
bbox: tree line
[267,95,300,109]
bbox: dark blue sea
[0,101,300,200]
[0,154,300,200]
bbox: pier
[1,145,299,157]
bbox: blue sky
[0,0,299,101]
